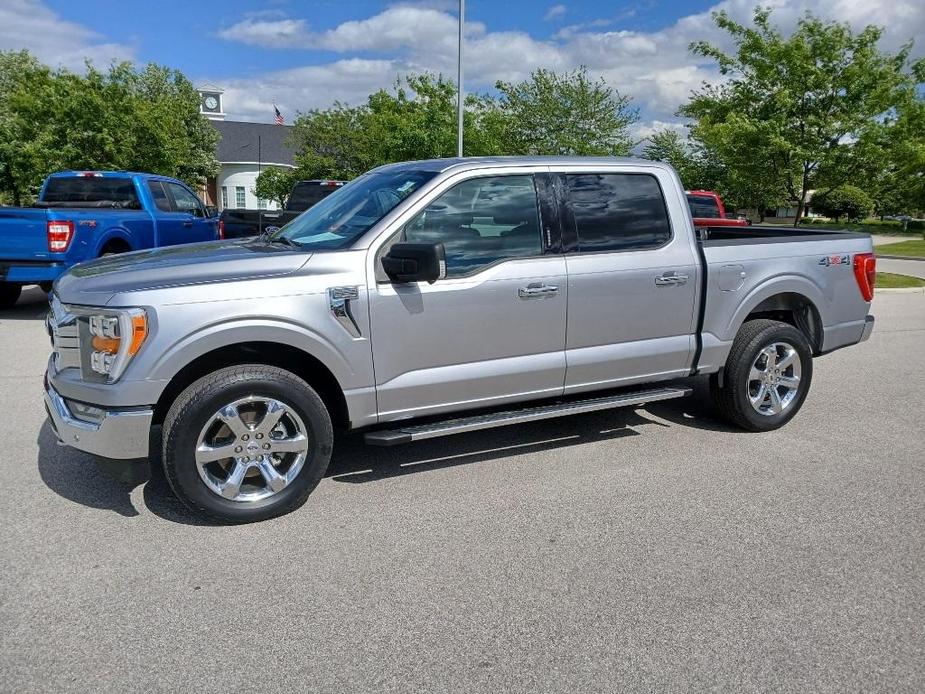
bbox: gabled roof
[211,120,296,167]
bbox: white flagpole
[457,0,464,158]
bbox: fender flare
[723,274,827,344]
[93,228,134,256]
[146,317,354,391]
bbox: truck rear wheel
[710,319,813,432]
[162,364,333,524]
[0,283,22,309]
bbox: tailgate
[0,207,51,260]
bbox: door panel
[369,256,568,420]
[164,182,215,244]
[564,251,697,392]
[559,171,698,394]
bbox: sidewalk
[871,234,916,247]
[877,258,925,280]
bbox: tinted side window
[687,194,721,218]
[404,175,543,278]
[564,174,671,252]
[166,183,204,217]
[147,181,172,212]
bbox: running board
[363,386,692,446]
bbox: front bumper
[44,377,153,460]
[858,314,875,343]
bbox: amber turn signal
[128,313,147,355]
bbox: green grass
[875,240,925,258]
[875,272,925,289]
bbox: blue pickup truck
[0,171,221,308]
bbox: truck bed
[695,225,874,374]
[698,225,865,245]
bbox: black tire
[0,283,22,309]
[710,319,813,432]
[162,364,333,524]
[39,282,53,293]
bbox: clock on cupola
[197,86,225,120]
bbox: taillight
[853,253,876,302]
[218,219,225,240]
[47,220,74,252]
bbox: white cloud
[217,16,310,48]
[632,119,690,142]
[544,4,567,22]
[214,0,924,124]
[0,0,134,69]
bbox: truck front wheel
[710,319,813,432]
[162,365,333,523]
[0,283,22,309]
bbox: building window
[257,197,267,210]
[221,186,228,208]
[235,186,245,208]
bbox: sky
[1,0,923,140]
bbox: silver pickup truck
[44,157,876,523]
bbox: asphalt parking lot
[1,285,923,693]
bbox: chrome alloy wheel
[195,396,310,502]
[747,342,802,416]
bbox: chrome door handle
[655,274,689,286]
[518,283,559,299]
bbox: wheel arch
[725,278,826,354]
[152,341,350,430]
[94,229,133,255]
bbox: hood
[54,239,311,306]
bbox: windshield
[273,169,436,249]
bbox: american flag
[274,105,284,125]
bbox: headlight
[79,308,148,382]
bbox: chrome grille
[48,294,81,371]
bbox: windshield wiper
[266,235,297,247]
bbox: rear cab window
[288,181,344,210]
[562,173,672,253]
[42,176,140,208]
[687,194,721,218]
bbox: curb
[877,254,925,261]
[874,287,925,294]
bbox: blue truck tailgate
[0,207,51,260]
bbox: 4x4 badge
[819,254,850,267]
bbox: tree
[643,130,694,175]
[872,65,925,217]
[0,50,218,204]
[811,185,874,221]
[0,50,55,205]
[288,68,640,179]
[496,67,637,155]
[681,8,921,226]
[254,166,297,207]
[643,129,719,190]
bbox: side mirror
[205,205,218,218]
[381,242,446,284]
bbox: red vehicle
[686,190,748,228]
